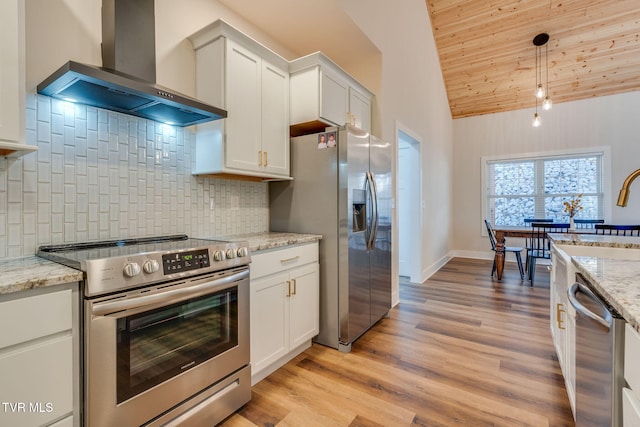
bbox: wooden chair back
[523,218,553,225]
[529,222,570,260]
[573,219,604,228]
[484,219,497,251]
[594,224,640,236]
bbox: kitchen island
[549,233,640,423]
[549,233,640,331]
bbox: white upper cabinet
[189,20,290,181]
[289,52,372,136]
[0,0,37,157]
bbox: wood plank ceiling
[426,0,640,118]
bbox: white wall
[452,91,640,258]
[338,0,454,293]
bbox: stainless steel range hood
[36,0,226,127]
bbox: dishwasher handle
[567,282,613,330]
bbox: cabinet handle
[258,150,263,166]
[263,151,268,167]
[280,256,300,264]
[556,303,565,330]
[286,280,291,298]
[292,278,297,296]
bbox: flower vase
[569,217,576,231]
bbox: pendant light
[542,38,552,111]
[532,33,550,127]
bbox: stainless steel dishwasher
[568,273,625,427]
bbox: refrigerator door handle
[365,172,375,250]
[370,172,379,249]
[567,282,613,330]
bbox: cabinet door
[320,69,349,126]
[261,60,289,177]
[623,387,640,427]
[225,40,262,172]
[349,87,371,133]
[0,0,24,145]
[250,271,289,374]
[289,263,319,349]
[551,250,568,369]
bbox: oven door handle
[92,269,249,316]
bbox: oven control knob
[237,247,249,257]
[143,259,160,274]
[213,250,226,261]
[226,249,236,259]
[123,262,141,277]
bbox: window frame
[480,146,612,235]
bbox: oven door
[84,267,250,427]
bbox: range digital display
[162,249,210,274]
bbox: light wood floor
[222,258,575,426]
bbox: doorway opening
[397,125,422,283]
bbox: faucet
[617,168,640,206]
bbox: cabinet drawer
[623,387,640,427]
[250,242,318,279]
[626,324,640,392]
[0,335,73,426]
[0,289,72,349]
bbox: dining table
[491,225,594,281]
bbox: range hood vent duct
[37,0,226,127]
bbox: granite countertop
[549,233,640,331]
[0,232,321,297]
[572,256,640,332]
[214,231,322,253]
[0,256,83,295]
[549,233,640,249]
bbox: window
[485,152,604,226]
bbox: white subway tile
[1,103,268,256]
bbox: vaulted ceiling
[427,0,640,118]
[219,0,640,119]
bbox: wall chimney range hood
[36,0,226,127]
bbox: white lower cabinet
[0,285,79,427]
[249,242,319,385]
[550,244,576,417]
[624,324,640,426]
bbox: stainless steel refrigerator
[270,124,392,352]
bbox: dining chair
[484,220,525,280]
[573,219,604,229]
[594,224,640,236]
[527,222,570,285]
[523,218,553,225]
[523,218,553,270]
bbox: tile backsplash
[0,94,268,257]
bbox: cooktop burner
[38,234,251,297]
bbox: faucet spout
[617,168,640,207]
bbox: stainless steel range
[38,235,251,427]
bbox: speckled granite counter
[0,256,83,295]
[0,233,320,297]
[213,232,322,253]
[549,233,640,249]
[572,256,640,332]
[550,233,640,331]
